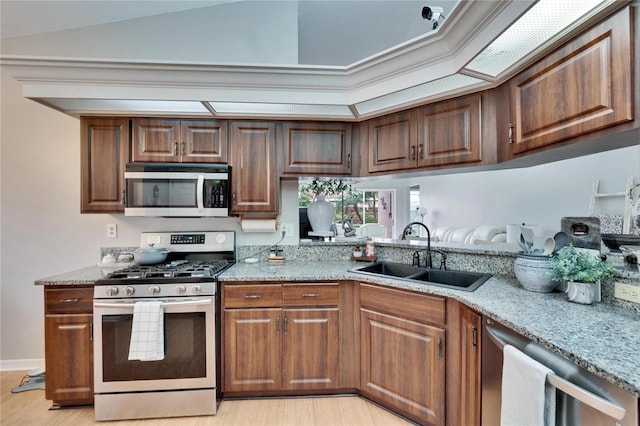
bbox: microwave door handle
[197,174,205,210]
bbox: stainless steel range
[93,231,234,422]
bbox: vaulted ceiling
[0,0,622,120]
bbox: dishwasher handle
[486,324,626,421]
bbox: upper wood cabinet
[367,94,483,174]
[367,110,417,173]
[281,122,353,175]
[508,7,633,155]
[132,118,227,163]
[229,121,279,214]
[417,94,482,167]
[81,117,130,213]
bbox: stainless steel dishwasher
[481,318,638,426]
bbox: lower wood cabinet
[446,299,482,426]
[44,286,94,406]
[359,283,446,426]
[222,282,341,394]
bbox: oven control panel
[140,231,235,253]
[94,282,215,299]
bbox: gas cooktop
[105,259,230,280]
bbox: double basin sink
[350,261,492,292]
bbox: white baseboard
[0,358,45,372]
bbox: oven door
[93,296,215,393]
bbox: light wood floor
[1,371,412,425]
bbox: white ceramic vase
[307,195,335,233]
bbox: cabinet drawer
[282,283,339,307]
[359,283,445,326]
[224,284,282,308]
[45,287,94,314]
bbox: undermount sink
[350,261,492,292]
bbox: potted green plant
[549,244,616,304]
[299,178,353,234]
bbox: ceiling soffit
[0,0,623,120]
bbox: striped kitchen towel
[128,301,165,361]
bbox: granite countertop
[35,260,640,397]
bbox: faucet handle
[412,251,421,267]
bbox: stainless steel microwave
[124,163,230,217]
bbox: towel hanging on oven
[128,301,165,361]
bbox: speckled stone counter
[35,257,640,398]
[221,260,640,397]
[34,265,108,285]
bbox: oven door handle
[94,298,213,309]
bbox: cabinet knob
[174,141,178,155]
[244,294,262,299]
[410,146,416,160]
[347,153,351,168]
[508,123,514,144]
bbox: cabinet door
[131,118,180,162]
[281,122,352,175]
[181,120,228,163]
[509,8,633,154]
[81,117,129,213]
[283,308,339,390]
[459,307,482,426]
[417,94,482,167]
[44,314,94,405]
[229,121,278,214]
[361,309,445,426]
[367,111,417,173]
[223,308,282,392]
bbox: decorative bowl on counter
[513,254,556,293]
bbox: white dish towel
[128,301,165,361]
[501,344,556,426]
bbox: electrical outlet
[106,223,117,239]
[280,223,293,237]
[614,282,640,303]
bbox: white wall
[0,72,297,368]
[358,147,640,237]
[418,148,639,236]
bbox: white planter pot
[307,196,335,233]
[565,280,600,304]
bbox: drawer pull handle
[59,298,80,303]
[302,293,319,298]
[244,295,262,299]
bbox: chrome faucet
[402,222,432,268]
